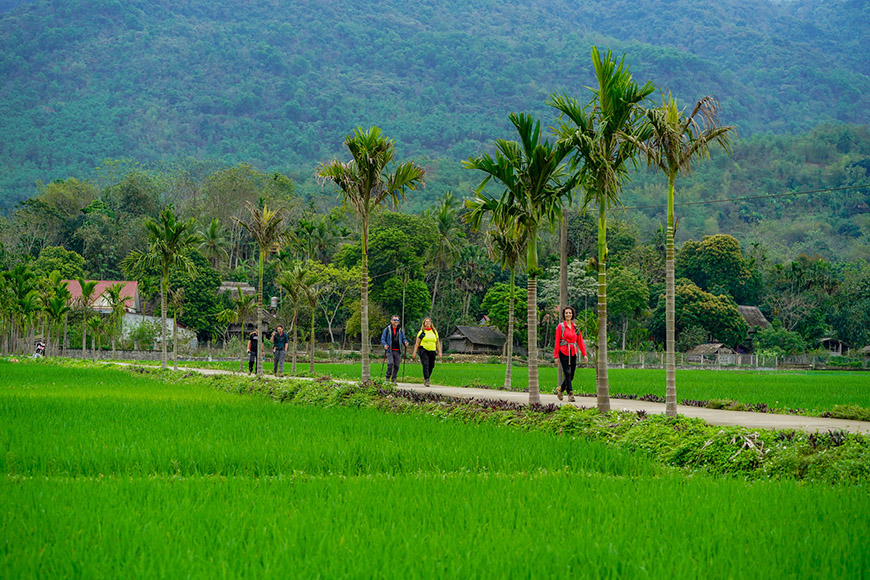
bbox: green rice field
[3,360,868,579]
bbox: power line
[616,184,869,211]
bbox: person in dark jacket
[271,325,289,377]
[246,329,259,373]
[380,315,408,383]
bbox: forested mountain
[1,0,867,213]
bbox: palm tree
[231,287,257,372]
[485,227,526,390]
[44,294,70,357]
[169,287,185,371]
[104,282,128,359]
[465,113,576,405]
[275,263,308,375]
[301,275,326,374]
[76,278,99,360]
[199,218,230,269]
[428,191,463,314]
[236,201,292,377]
[121,207,200,369]
[6,265,37,354]
[633,93,735,416]
[316,126,425,381]
[87,315,103,361]
[549,47,654,412]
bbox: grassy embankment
[130,358,870,418]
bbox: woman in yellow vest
[411,317,442,387]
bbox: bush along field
[2,359,869,579]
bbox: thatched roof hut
[737,306,770,330]
[686,343,735,355]
[447,325,506,354]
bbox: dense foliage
[0,0,867,211]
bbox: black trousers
[559,352,577,394]
[386,349,402,381]
[248,351,257,373]
[419,349,436,380]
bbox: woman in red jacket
[553,306,588,402]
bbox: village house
[446,325,506,355]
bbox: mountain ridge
[0,0,867,207]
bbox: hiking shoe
[568,394,575,402]
[556,387,563,401]
[424,379,430,387]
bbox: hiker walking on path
[380,315,408,384]
[271,325,289,377]
[247,329,258,374]
[412,317,442,387]
[554,306,587,402]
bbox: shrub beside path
[113,363,870,434]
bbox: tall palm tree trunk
[292,308,298,374]
[527,232,540,405]
[596,204,611,412]
[527,274,540,405]
[161,271,169,369]
[81,316,87,360]
[360,229,370,381]
[665,175,677,416]
[173,314,179,371]
[256,249,265,377]
[309,308,316,374]
[62,312,68,356]
[504,268,515,390]
[558,213,568,388]
[430,270,440,315]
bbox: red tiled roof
[63,280,139,312]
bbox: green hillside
[1,0,867,208]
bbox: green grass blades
[3,474,868,579]
[0,361,652,478]
[2,360,869,579]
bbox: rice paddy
[2,360,868,579]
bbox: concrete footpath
[119,364,870,435]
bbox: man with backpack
[380,315,408,383]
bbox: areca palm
[428,191,463,314]
[485,227,526,390]
[104,282,127,360]
[301,275,326,374]
[231,287,257,372]
[169,287,185,371]
[236,201,292,377]
[316,126,425,381]
[550,47,654,412]
[199,218,230,269]
[633,93,735,416]
[122,207,200,369]
[465,113,576,405]
[76,278,99,359]
[275,263,308,374]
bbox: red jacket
[554,321,587,358]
